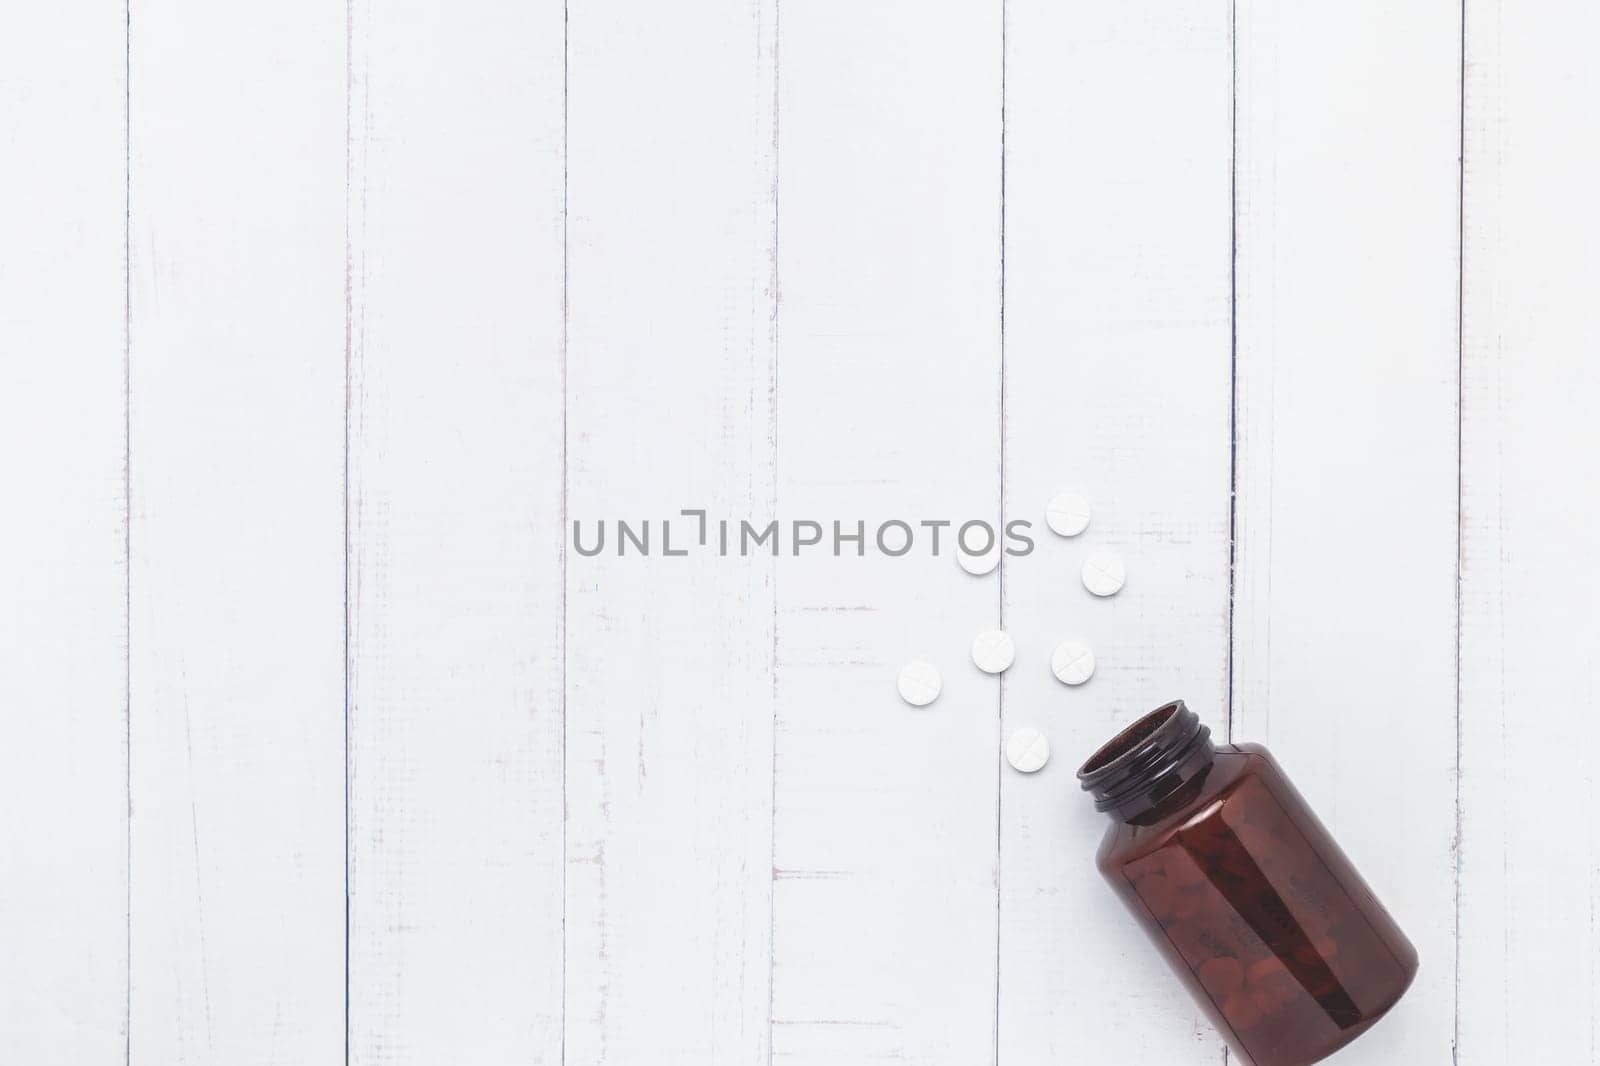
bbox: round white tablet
[1006,728,1050,773]
[971,630,1015,674]
[957,547,1000,576]
[897,659,943,707]
[1081,551,1126,597]
[1046,492,1092,537]
[1050,640,1095,685]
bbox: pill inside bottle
[1077,701,1418,1066]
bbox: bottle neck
[1076,701,1217,823]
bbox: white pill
[1006,728,1051,773]
[971,630,1015,674]
[1046,492,1092,537]
[1050,640,1096,685]
[957,546,1000,576]
[1081,551,1126,597]
[897,659,943,707]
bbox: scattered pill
[1045,492,1092,536]
[971,630,1015,674]
[957,546,1000,576]
[897,659,942,707]
[1006,728,1050,773]
[1081,551,1126,597]
[1050,639,1096,685]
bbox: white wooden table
[2,1,1595,1063]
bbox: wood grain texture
[1459,1,1600,1060]
[998,2,1234,1061]
[1232,1,1461,1061]
[11,7,1600,1064]
[127,1,347,1061]
[562,1,778,1062]
[343,1,566,1063]
[0,3,128,1058]
[769,3,1002,1062]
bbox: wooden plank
[343,1,565,1063]
[769,3,1002,1062]
[126,1,346,1060]
[561,1,778,1061]
[998,3,1233,1062]
[1232,2,1461,1061]
[1458,2,1600,1060]
[0,3,128,1058]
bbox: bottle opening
[1080,701,1182,774]
[1078,700,1215,818]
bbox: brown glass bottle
[1077,701,1417,1066]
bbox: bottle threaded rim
[1077,700,1214,815]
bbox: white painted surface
[125,0,347,1062]
[1459,1,1600,1061]
[999,4,1233,1061]
[344,0,566,1062]
[772,4,1000,1062]
[2,2,1597,1064]
[563,2,777,1063]
[1232,2,1462,1063]
[0,4,127,1059]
